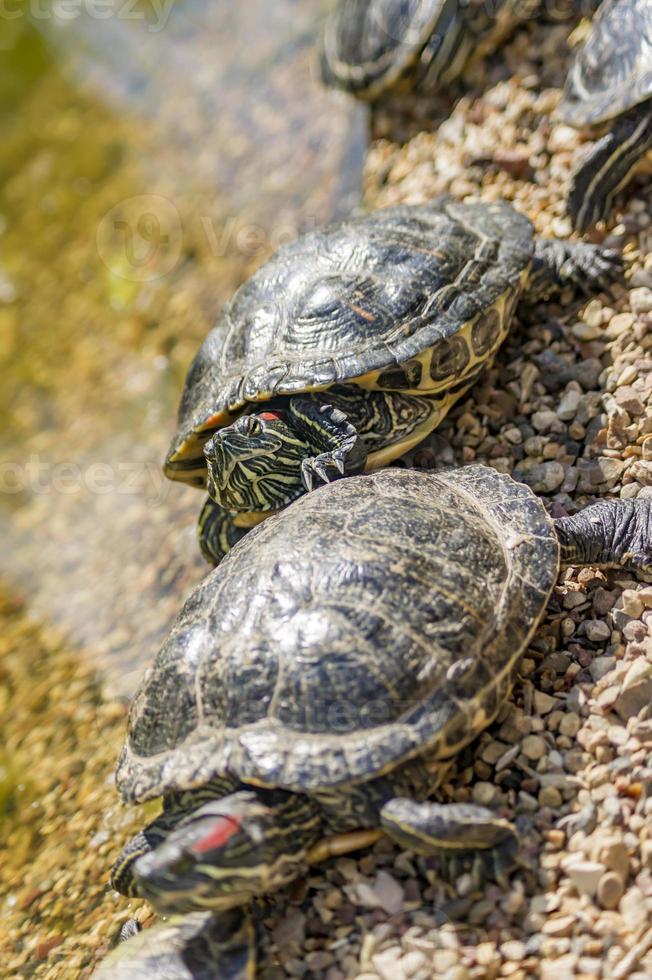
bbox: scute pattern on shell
[320,0,445,96]
[175,198,533,446]
[117,466,559,805]
[560,0,652,126]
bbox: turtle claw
[314,461,332,484]
[563,242,622,296]
[301,463,315,492]
[438,835,518,891]
[301,453,348,492]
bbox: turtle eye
[235,416,262,437]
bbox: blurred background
[0,0,366,695]
[0,8,366,966]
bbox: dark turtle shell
[116,466,558,804]
[320,0,451,99]
[560,0,652,126]
[167,197,533,479]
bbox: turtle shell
[320,0,452,99]
[560,0,652,126]
[167,197,533,479]
[117,466,558,805]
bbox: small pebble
[521,735,547,761]
[597,871,624,910]
[567,861,606,897]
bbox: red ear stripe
[259,411,281,421]
[191,815,243,854]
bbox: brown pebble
[522,735,547,761]
[36,935,65,960]
[492,148,534,179]
[18,887,44,911]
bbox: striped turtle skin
[559,0,652,229]
[163,195,619,567]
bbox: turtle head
[131,789,319,915]
[203,409,307,512]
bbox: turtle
[107,466,652,977]
[558,0,652,231]
[319,0,588,101]
[165,195,620,565]
[92,910,254,980]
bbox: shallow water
[0,0,366,695]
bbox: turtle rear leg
[568,102,652,232]
[198,496,251,566]
[526,237,622,302]
[555,498,652,575]
[380,799,518,889]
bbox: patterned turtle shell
[117,466,559,804]
[320,0,455,99]
[560,0,652,126]
[167,198,533,479]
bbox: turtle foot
[528,237,621,302]
[301,450,349,491]
[438,834,519,891]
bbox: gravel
[4,9,652,980]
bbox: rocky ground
[0,589,150,977]
[260,15,652,980]
[3,11,652,980]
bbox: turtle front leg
[568,103,652,232]
[292,388,443,490]
[555,498,652,575]
[380,799,518,888]
[526,237,621,302]
[198,496,250,566]
[288,396,368,492]
[91,909,256,980]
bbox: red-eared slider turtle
[319,0,586,100]
[559,0,652,230]
[165,196,619,565]
[107,466,652,976]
